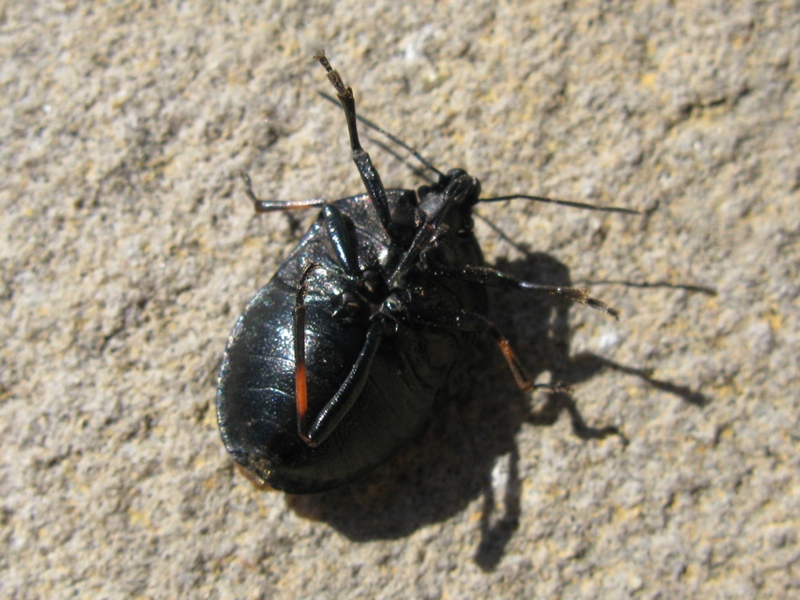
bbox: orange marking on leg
[296,362,309,435]
[497,338,534,392]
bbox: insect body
[216,52,633,493]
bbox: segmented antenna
[482,194,639,215]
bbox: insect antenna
[482,194,640,215]
[319,91,445,179]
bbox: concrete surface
[2,1,798,598]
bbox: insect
[216,51,636,494]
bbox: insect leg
[422,259,619,319]
[321,204,361,276]
[294,264,385,448]
[318,90,445,179]
[388,300,566,395]
[315,51,394,239]
[292,204,374,447]
[300,321,384,447]
[293,264,317,443]
[241,172,328,212]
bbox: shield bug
[216,51,636,493]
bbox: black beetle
[216,51,635,493]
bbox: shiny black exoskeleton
[216,52,633,493]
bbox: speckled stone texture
[2,1,798,598]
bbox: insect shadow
[283,248,708,570]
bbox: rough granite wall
[2,1,798,598]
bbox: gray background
[2,1,798,598]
